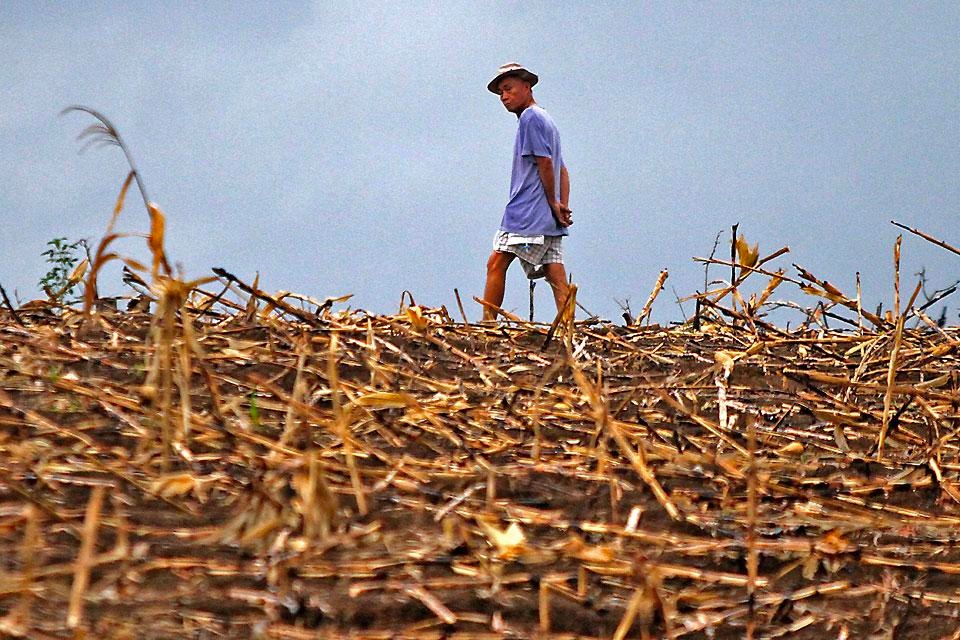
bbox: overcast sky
[2,2,958,323]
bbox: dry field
[2,278,960,639]
[3,108,960,638]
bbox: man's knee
[544,263,567,285]
[486,251,513,275]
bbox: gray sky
[2,2,958,323]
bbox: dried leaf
[775,442,805,457]
[353,391,416,409]
[559,536,616,563]
[147,202,169,280]
[406,305,430,332]
[736,234,759,268]
[815,530,854,555]
[66,259,88,286]
[121,257,148,273]
[477,518,526,558]
[150,473,196,498]
[715,350,736,377]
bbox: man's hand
[550,201,573,227]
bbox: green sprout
[39,237,84,302]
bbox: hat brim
[487,69,539,94]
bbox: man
[482,62,572,321]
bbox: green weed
[39,237,85,302]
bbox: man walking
[482,62,572,321]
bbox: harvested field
[4,110,960,637]
[2,277,960,639]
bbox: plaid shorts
[493,230,564,279]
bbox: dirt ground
[2,305,960,639]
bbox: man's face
[497,75,533,114]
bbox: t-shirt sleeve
[518,112,552,158]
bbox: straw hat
[487,62,539,94]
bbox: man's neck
[514,100,537,119]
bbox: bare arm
[535,156,572,227]
[535,156,558,203]
[560,164,570,208]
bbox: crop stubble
[1,288,960,638]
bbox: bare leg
[483,251,515,320]
[544,263,569,313]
